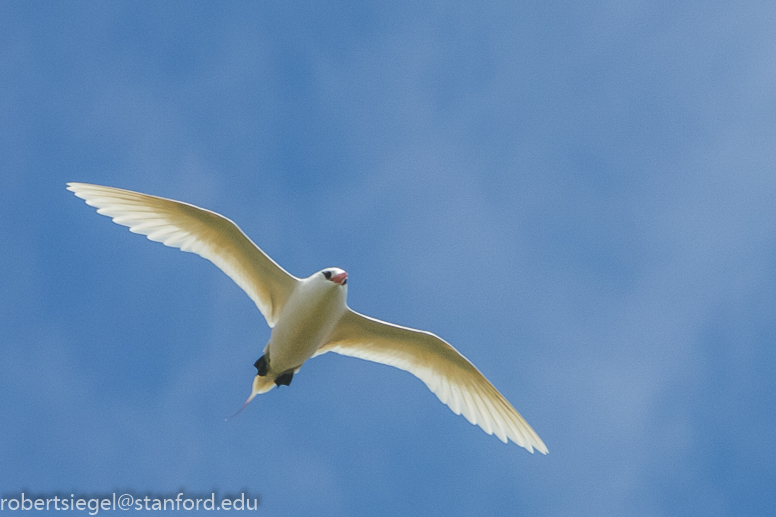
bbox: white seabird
[68,182,547,454]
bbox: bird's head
[319,267,348,286]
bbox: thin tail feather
[225,375,277,421]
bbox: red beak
[331,271,348,285]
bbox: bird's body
[68,182,548,454]
[257,268,349,393]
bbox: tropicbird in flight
[68,182,547,454]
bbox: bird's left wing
[67,183,297,327]
[316,308,547,453]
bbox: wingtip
[66,182,87,193]
[512,431,548,454]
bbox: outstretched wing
[316,309,547,453]
[68,182,297,327]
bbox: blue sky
[2,1,776,515]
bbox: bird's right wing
[316,308,547,453]
[68,182,297,327]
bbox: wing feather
[317,309,547,453]
[68,182,297,327]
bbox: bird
[67,182,548,454]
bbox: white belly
[266,277,346,373]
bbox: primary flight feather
[68,182,548,454]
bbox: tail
[251,373,277,396]
[226,374,276,420]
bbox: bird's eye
[322,271,332,280]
